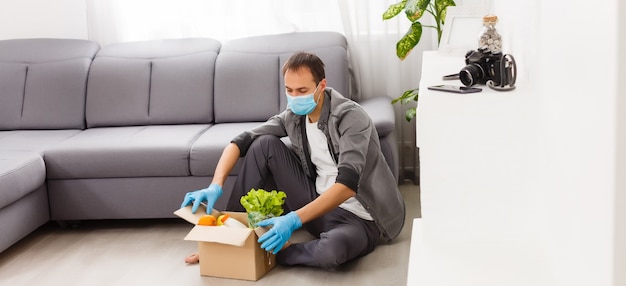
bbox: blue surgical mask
[286,84,320,116]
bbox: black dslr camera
[459,48,517,91]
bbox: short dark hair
[282,52,326,84]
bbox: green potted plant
[383,0,456,121]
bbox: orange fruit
[198,215,217,226]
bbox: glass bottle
[478,15,502,53]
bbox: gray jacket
[232,88,405,242]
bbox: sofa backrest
[213,32,351,123]
[0,39,100,130]
[85,38,221,128]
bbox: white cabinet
[416,51,536,244]
[407,51,550,286]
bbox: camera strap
[488,54,517,91]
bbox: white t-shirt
[305,116,373,220]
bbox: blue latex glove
[180,183,223,214]
[256,211,302,254]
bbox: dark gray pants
[225,135,380,269]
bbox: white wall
[615,1,626,285]
[0,0,88,40]
[414,0,623,285]
[532,0,616,284]
[486,0,621,285]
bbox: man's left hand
[257,211,302,254]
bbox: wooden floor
[0,184,419,286]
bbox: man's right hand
[181,183,223,213]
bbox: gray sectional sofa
[0,32,398,253]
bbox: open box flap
[175,207,259,247]
[173,205,221,225]
[184,225,253,247]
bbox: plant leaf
[392,88,419,105]
[396,22,423,60]
[405,0,431,21]
[404,0,421,21]
[405,108,417,122]
[404,88,419,102]
[435,0,456,24]
[383,0,407,20]
[417,0,432,10]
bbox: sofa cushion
[214,32,350,123]
[86,38,221,128]
[190,122,264,176]
[0,130,82,154]
[213,53,282,123]
[0,39,100,130]
[0,151,45,209]
[44,125,210,179]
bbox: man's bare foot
[282,241,291,249]
[185,253,199,264]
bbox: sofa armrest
[359,96,399,183]
[359,96,395,137]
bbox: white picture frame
[438,6,489,56]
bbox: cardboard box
[174,205,276,281]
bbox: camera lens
[459,64,484,86]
